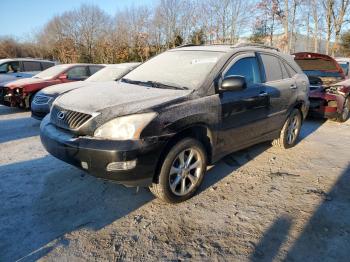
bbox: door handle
[290,84,297,89]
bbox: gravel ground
[0,104,349,262]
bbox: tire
[336,97,349,123]
[272,108,302,149]
[149,138,207,203]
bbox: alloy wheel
[287,114,300,145]
[168,148,203,196]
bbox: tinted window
[284,62,297,77]
[41,62,54,70]
[23,61,41,72]
[89,66,102,75]
[0,61,20,73]
[225,57,261,86]
[260,54,283,82]
[279,60,290,79]
[67,66,89,80]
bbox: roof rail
[175,43,199,48]
[233,43,280,51]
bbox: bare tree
[332,0,350,55]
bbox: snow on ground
[0,104,349,261]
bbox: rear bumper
[308,95,341,119]
[40,117,166,187]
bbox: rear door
[258,53,297,131]
[219,52,269,152]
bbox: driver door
[219,53,269,153]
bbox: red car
[294,52,350,122]
[0,63,104,109]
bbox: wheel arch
[153,124,214,183]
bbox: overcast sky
[0,0,156,40]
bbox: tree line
[1,0,350,63]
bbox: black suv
[40,44,309,203]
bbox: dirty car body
[31,63,140,120]
[294,52,350,122]
[0,64,104,109]
[40,44,309,201]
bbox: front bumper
[40,117,166,187]
[31,102,50,120]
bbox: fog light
[81,161,88,169]
[106,160,137,171]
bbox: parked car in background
[41,44,309,203]
[335,57,350,78]
[0,58,55,84]
[0,63,104,109]
[294,52,350,122]
[31,63,140,120]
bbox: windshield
[86,66,131,82]
[302,70,343,78]
[123,50,225,90]
[34,65,69,80]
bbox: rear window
[260,54,283,82]
[23,61,41,72]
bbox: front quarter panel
[143,94,221,150]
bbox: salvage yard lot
[0,104,349,261]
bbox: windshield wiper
[148,81,189,90]
[121,78,153,87]
[121,78,188,90]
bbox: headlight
[94,112,157,140]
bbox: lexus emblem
[57,111,66,120]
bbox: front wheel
[149,138,207,203]
[336,97,349,123]
[272,109,302,149]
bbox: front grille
[50,105,92,130]
[33,95,51,105]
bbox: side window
[0,61,20,73]
[279,59,290,79]
[225,57,262,86]
[23,61,42,72]
[284,62,297,77]
[89,66,102,75]
[260,54,283,82]
[66,66,89,80]
[41,62,54,70]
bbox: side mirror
[220,75,247,92]
[58,74,67,80]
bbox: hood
[39,81,89,97]
[5,77,51,89]
[55,81,192,116]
